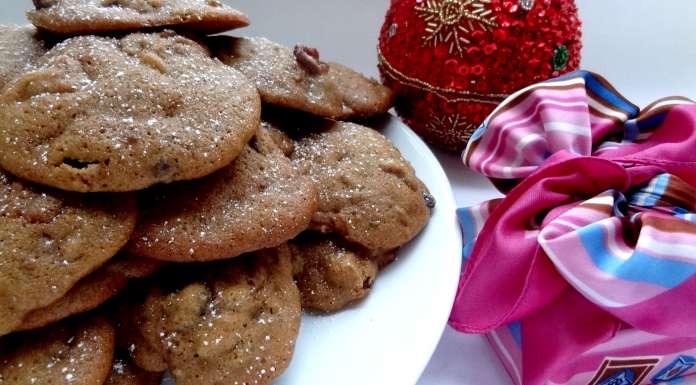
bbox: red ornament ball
[378,0,582,151]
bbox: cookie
[28,0,249,35]
[139,246,301,385]
[124,334,168,374]
[0,316,115,385]
[124,334,167,373]
[211,36,394,119]
[0,169,137,337]
[0,31,260,192]
[105,350,163,385]
[291,234,389,312]
[114,308,168,373]
[126,123,318,262]
[109,285,169,373]
[19,255,164,331]
[292,121,431,253]
[0,25,47,91]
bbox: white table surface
[5,1,696,384]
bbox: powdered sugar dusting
[0,31,260,192]
[27,0,249,34]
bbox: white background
[5,1,696,384]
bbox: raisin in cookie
[0,316,115,385]
[291,234,395,312]
[126,123,317,262]
[19,255,164,331]
[211,36,393,119]
[0,25,47,91]
[0,169,137,337]
[139,246,301,385]
[292,121,431,254]
[0,31,260,192]
[28,0,249,35]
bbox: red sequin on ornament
[378,0,582,151]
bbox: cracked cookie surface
[0,31,260,192]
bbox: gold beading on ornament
[415,0,497,56]
[425,113,478,149]
[377,48,507,105]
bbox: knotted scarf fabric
[451,71,696,385]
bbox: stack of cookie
[0,2,433,385]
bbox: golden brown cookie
[0,169,137,337]
[0,25,47,91]
[28,0,249,35]
[0,316,115,385]
[292,121,431,253]
[19,255,164,331]
[139,246,301,385]
[0,31,260,192]
[105,350,163,385]
[211,36,394,119]
[126,123,318,262]
[291,234,390,312]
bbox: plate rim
[376,114,463,385]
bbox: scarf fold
[451,71,696,342]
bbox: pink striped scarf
[452,71,696,385]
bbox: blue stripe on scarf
[636,111,669,132]
[508,321,523,346]
[631,173,671,207]
[550,71,639,116]
[676,213,696,224]
[457,207,478,260]
[457,207,477,245]
[578,224,696,288]
[623,120,639,142]
[582,73,640,117]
